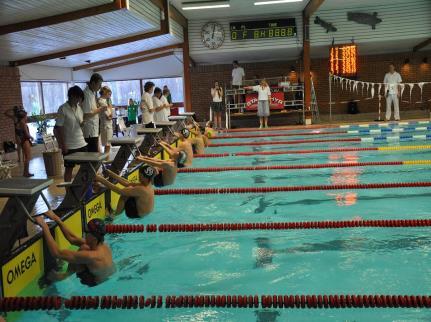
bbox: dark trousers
[85,137,99,152]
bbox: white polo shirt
[55,102,87,150]
[153,96,168,122]
[161,95,171,118]
[82,86,99,138]
[141,92,154,124]
[383,72,402,95]
[252,85,271,101]
[232,67,245,86]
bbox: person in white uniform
[161,88,173,119]
[383,63,402,121]
[232,60,245,105]
[140,81,155,128]
[98,86,113,155]
[152,87,170,122]
[82,73,104,152]
[245,79,271,128]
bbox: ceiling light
[254,0,303,5]
[182,1,229,10]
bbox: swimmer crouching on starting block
[136,155,177,187]
[205,121,216,140]
[95,165,156,218]
[159,135,192,167]
[187,119,208,149]
[35,211,114,287]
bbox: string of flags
[330,74,431,103]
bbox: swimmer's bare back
[130,184,154,217]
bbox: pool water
[18,124,431,322]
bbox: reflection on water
[255,310,280,322]
[328,153,361,206]
[254,235,431,268]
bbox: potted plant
[32,114,49,144]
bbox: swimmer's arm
[44,210,85,247]
[95,175,129,194]
[137,156,164,167]
[104,169,131,187]
[37,217,92,264]
[159,141,175,156]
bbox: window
[20,82,43,115]
[142,77,184,103]
[73,82,87,90]
[42,82,68,114]
[103,80,141,106]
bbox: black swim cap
[139,164,156,180]
[86,219,106,242]
[180,128,190,139]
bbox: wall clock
[201,22,224,49]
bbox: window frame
[20,76,184,116]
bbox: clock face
[201,22,224,49]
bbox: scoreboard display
[330,44,358,76]
[230,18,296,41]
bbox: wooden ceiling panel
[0,0,112,25]
[0,10,157,61]
[37,34,182,67]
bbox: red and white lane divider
[214,130,346,140]
[105,219,431,234]
[209,138,360,147]
[155,182,431,195]
[2,294,431,311]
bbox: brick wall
[0,66,22,143]
[190,50,431,121]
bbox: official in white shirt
[55,86,88,182]
[383,63,402,121]
[140,81,155,128]
[82,73,105,152]
[153,87,169,122]
[245,79,271,128]
[232,60,245,105]
[161,88,173,119]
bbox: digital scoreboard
[330,44,358,76]
[230,18,296,41]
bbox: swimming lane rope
[209,138,360,147]
[195,145,431,158]
[225,124,334,133]
[178,160,431,173]
[105,219,431,234]
[154,182,431,195]
[215,131,346,139]
[2,294,431,311]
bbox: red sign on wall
[245,91,284,111]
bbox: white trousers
[385,94,400,120]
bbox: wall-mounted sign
[330,44,358,76]
[230,19,296,41]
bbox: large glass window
[73,82,87,90]
[142,77,184,103]
[42,82,68,114]
[20,82,43,115]
[103,80,141,106]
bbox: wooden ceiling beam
[9,0,170,66]
[93,51,174,72]
[0,0,128,36]
[72,43,183,70]
[151,0,187,28]
[303,0,325,18]
[413,38,431,52]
